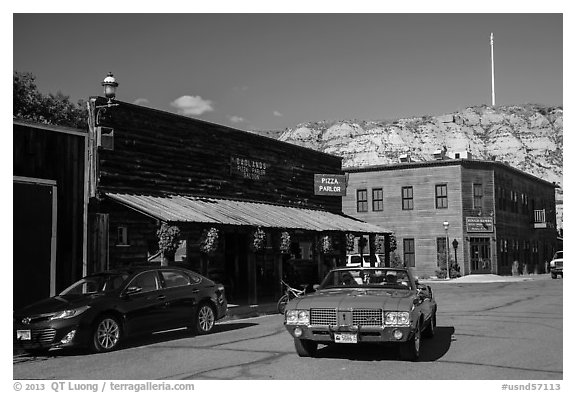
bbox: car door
[121,270,170,334]
[158,269,201,329]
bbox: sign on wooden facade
[466,217,494,233]
[314,174,347,196]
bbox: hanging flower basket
[320,235,333,254]
[157,223,182,256]
[279,231,291,254]
[250,227,267,252]
[346,234,355,252]
[200,227,219,255]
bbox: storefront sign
[230,156,268,180]
[314,174,347,196]
[466,217,494,233]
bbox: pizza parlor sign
[314,174,347,196]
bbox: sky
[12,11,563,132]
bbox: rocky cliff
[277,104,563,201]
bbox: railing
[533,209,548,229]
[533,209,546,223]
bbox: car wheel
[294,338,318,357]
[91,315,122,353]
[277,294,289,314]
[422,312,436,338]
[195,303,216,334]
[399,322,421,361]
[551,273,557,279]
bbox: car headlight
[384,311,410,326]
[50,306,91,320]
[285,309,310,325]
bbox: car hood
[15,294,106,317]
[288,288,416,311]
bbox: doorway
[470,237,492,274]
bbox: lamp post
[101,72,119,105]
[452,238,459,270]
[443,221,450,279]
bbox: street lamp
[101,72,119,105]
[443,221,450,279]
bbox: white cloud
[133,98,150,106]
[273,110,283,117]
[229,115,246,124]
[170,95,214,116]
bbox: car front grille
[352,309,383,326]
[555,262,563,268]
[310,308,337,326]
[17,328,57,347]
[310,308,383,326]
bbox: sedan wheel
[399,322,421,361]
[195,303,216,334]
[92,316,121,353]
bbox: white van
[346,254,383,267]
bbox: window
[116,226,129,246]
[372,188,383,211]
[435,184,448,209]
[160,270,191,288]
[129,271,159,293]
[357,189,368,212]
[436,237,447,267]
[402,186,414,210]
[403,238,415,267]
[473,184,483,209]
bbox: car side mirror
[124,286,142,296]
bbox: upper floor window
[473,184,483,209]
[357,189,368,212]
[372,188,383,211]
[435,184,448,209]
[402,186,414,210]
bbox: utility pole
[490,32,495,106]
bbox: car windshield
[59,273,130,295]
[554,251,563,259]
[319,269,413,290]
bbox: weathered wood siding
[13,121,87,291]
[343,163,464,277]
[493,165,557,274]
[93,98,343,213]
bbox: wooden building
[343,158,558,277]
[87,97,389,304]
[13,119,88,309]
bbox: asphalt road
[13,275,562,380]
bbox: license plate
[334,333,357,344]
[17,330,31,341]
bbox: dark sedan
[14,266,227,354]
[284,267,437,361]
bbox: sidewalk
[420,273,550,284]
[224,302,280,321]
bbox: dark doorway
[13,182,54,309]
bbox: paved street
[13,275,562,380]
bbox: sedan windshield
[60,273,129,295]
[319,269,413,290]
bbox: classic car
[283,267,437,361]
[14,266,227,354]
[549,251,563,279]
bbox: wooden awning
[105,193,390,234]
